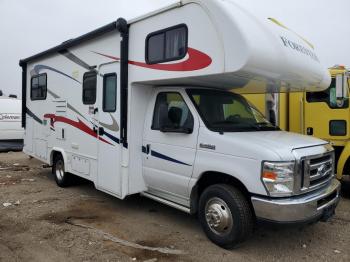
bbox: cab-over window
[146,24,188,64]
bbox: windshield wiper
[211,120,261,130]
[211,120,237,125]
[253,122,280,130]
[254,122,270,126]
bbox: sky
[0,0,349,97]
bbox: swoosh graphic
[47,89,90,123]
[26,108,43,125]
[268,18,314,49]
[47,89,60,99]
[99,113,119,132]
[103,130,120,144]
[59,49,91,70]
[31,65,81,84]
[44,114,112,146]
[47,90,119,143]
[92,47,212,71]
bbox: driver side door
[142,91,199,206]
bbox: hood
[203,130,328,161]
[224,131,326,150]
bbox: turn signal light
[262,171,277,181]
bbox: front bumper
[0,139,23,152]
[251,178,341,223]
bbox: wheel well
[343,157,350,176]
[50,151,62,166]
[190,171,252,215]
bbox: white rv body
[20,0,339,247]
[0,94,24,151]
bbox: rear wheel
[53,154,71,187]
[198,184,253,249]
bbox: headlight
[261,161,295,197]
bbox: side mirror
[335,73,349,100]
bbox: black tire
[52,153,71,187]
[198,184,253,249]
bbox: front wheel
[198,184,253,249]
[53,154,72,187]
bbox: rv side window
[103,73,117,112]
[30,73,47,100]
[82,71,97,105]
[146,24,188,64]
[152,92,194,130]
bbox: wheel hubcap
[55,160,64,181]
[205,197,233,235]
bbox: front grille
[301,152,334,192]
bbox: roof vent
[9,94,17,98]
[0,90,3,96]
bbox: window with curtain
[146,24,188,64]
[103,73,117,112]
[31,73,47,100]
[82,71,97,105]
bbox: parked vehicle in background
[245,65,350,180]
[0,91,24,152]
[19,0,340,248]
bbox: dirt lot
[0,152,349,262]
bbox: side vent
[53,99,67,116]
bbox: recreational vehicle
[19,0,340,248]
[0,91,24,151]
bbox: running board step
[141,192,190,214]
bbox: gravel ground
[0,152,349,262]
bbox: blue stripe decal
[150,150,192,166]
[103,131,120,144]
[32,65,81,84]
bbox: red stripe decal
[92,47,212,71]
[44,114,112,145]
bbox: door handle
[146,144,151,154]
[93,107,99,114]
[99,127,105,135]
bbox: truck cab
[142,86,340,248]
[245,66,350,180]
[304,66,350,179]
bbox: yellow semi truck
[244,65,350,179]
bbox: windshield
[187,89,280,132]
